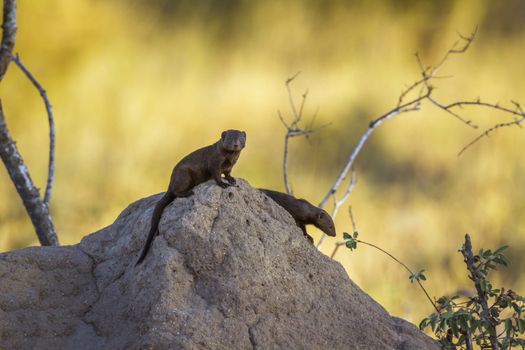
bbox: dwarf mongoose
[136,130,246,265]
[259,189,336,243]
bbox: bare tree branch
[429,27,477,78]
[397,27,477,115]
[0,102,58,245]
[275,30,522,253]
[280,73,328,194]
[0,0,16,82]
[0,0,59,246]
[315,29,525,250]
[11,54,56,205]
[318,97,424,209]
[427,98,525,155]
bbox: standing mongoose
[136,129,247,265]
[259,189,336,243]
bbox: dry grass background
[0,0,524,324]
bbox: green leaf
[442,310,454,319]
[518,319,525,334]
[419,318,428,330]
[352,231,358,239]
[494,245,509,254]
[481,280,492,293]
[470,319,479,332]
[495,255,509,266]
[511,302,522,313]
[459,315,469,330]
[505,319,513,333]
[438,318,447,331]
[437,296,447,305]
[345,240,357,251]
[450,319,459,335]
[343,231,358,251]
[429,314,438,332]
[409,269,426,283]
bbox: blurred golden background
[1,0,524,324]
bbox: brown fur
[259,189,336,243]
[136,130,246,265]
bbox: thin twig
[330,208,438,311]
[332,237,438,313]
[411,37,478,130]
[280,73,327,194]
[11,54,55,205]
[427,97,478,127]
[429,98,525,155]
[317,169,356,249]
[458,115,525,156]
[397,27,477,113]
[444,100,523,116]
[286,71,302,126]
[332,170,357,219]
[348,206,357,232]
[424,27,477,87]
[359,240,439,313]
[329,242,344,259]
[298,89,309,121]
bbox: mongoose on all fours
[136,130,247,265]
[259,189,336,243]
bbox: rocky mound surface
[0,180,439,349]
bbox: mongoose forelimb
[136,129,246,265]
[259,189,336,243]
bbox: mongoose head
[315,209,336,237]
[220,129,247,152]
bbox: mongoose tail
[136,191,175,265]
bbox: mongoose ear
[221,131,226,140]
[242,131,246,138]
